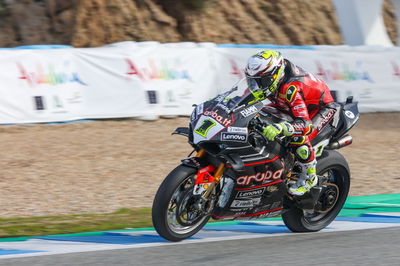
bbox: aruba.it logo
[315,61,373,83]
[17,62,87,87]
[125,58,192,81]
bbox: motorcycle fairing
[187,91,291,221]
[172,127,190,137]
[333,101,359,141]
[193,117,222,143]
[186,80,359,222]
[191,101,265,146]
[190,80,265,146]
[212,156,287,220]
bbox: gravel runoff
[0,112,398,217]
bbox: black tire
[282,150,350,232]
[152,165,211,241]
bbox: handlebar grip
[251,126,287,147]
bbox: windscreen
[214,78,259,112]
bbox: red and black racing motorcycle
[152,79,359,241]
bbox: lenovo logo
[221,132,247,142]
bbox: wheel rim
[166,174,209,235]
[303,167,347,223]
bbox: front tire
[152,165,211,241]
[282,150,350,232]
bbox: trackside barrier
[0,42,399,124]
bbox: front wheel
[282,150,350,232]
[152,165,212,241]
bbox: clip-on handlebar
[250,116,289,148]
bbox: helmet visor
[246,75,275,92]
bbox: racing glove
[263,122,294,141]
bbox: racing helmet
[244,50,285,98]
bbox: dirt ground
[0,113,399,217]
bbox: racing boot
[289,159,318,196]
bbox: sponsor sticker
[240,105,258,117]
[286,85,297,102]
[231,199,253,208]
[227,126,248,134]
[317,108,336,131]
[345,110,355,119]
[251,197,261,205]
[236,169,284,186]
[237,188,265,198]
[191,103,203,121]
[216,103,231,113]
[195,119,216,137]
[203,109,232,127]
[293,104,306,110]
[232,207,252,212]
[193,116,225,144]
[191,109,197,121]
[230,198,261,208]
[196,103,204,116]
[221,132,247,142]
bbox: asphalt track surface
[0,226,398,266]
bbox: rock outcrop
[0,0,397,47]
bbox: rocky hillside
[0,0,397,47]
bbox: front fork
[195,149,225,200]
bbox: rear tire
[282,150,350,232]
[152,165,211,241]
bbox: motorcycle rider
[244,50,334,196]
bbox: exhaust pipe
[328,135,353,150]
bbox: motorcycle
[152,78,359,241]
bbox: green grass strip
[0,194,399,240]
[0,208,152,239]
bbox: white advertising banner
[213,45,400,112]
[0,42,399,124]
[0,43,218,124]
[0,49,83,123]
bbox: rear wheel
[282,150,350,232]
[152,165,212,241]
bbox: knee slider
[296,145,311,161]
